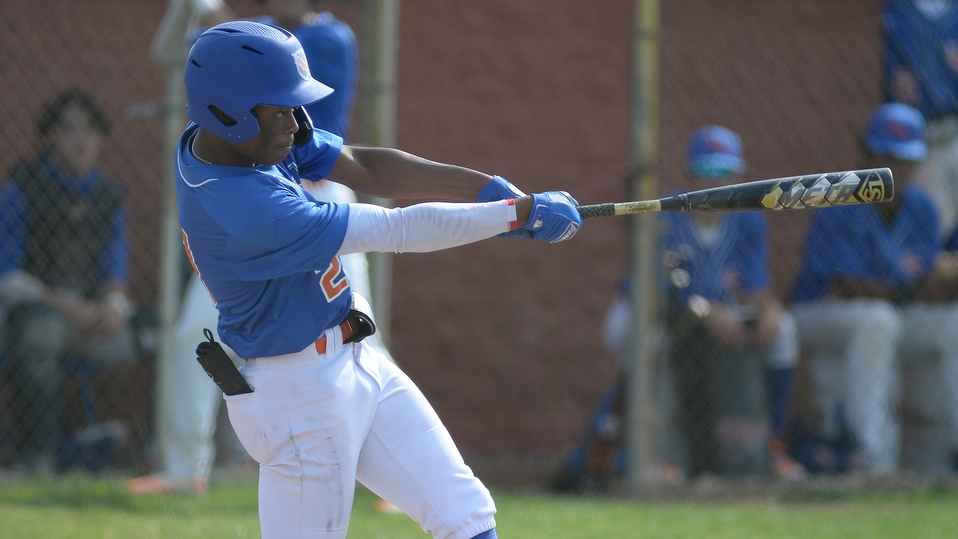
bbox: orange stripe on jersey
[181,228,217,306]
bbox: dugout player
[790,102,958,474]
[176,21,582,539]
[591,127,804,482]
[883,1,958,242]
[0,89,137,472]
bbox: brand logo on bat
[774,177,830,209]
[770,172,884,209]
[855,172,886,203]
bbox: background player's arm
[42,281,130,336]
[327,145,497,202]
[830,276,911,301]
[742,288,784,348]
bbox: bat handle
[576,203,616,219]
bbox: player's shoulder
[903,181,937,207]
[735,210,767,226]
[302,12,356,40]
[902,182,941,221]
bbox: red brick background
[0,0,885,485]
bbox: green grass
[1,473,957,538]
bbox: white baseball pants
[792,298,958,471]
[225,324,496,539]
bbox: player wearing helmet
[177,21,581,539]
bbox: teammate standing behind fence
[551,126,805,489]
[598,126,804,481]
[174,21,581,539]
[789,102,958,474]
[0,89,137,473]
[883,1,958,242]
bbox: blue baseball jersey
[790,182,941,303]
[175,123,352,358]
[883,1,958,120]
[0,158,128,284]
[258,12,358,139]
[661,211,770,306]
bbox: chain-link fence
[0,0,385,477]
[1,0,954,490]
[549,1,958,492]
[0,2,166,472]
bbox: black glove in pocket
[196,328,253,396]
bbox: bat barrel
[574,168,893,218]
[681,167,893,212]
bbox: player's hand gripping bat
[576,168,893,218]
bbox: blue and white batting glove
[478,175,525,202]
[523,191,582,243]
[478,175,533,239]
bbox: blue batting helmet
[863,103,927,161]
[687,125,745,180]
[184,21,333,142]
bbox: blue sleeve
[298,18,358,139]
[290,129,344,181]
[899,189,942,282]
[199,175,348,281]
[0,182,26,276]
[881,3,905,101]
[800,208,859,280]
[102,205,129,283]
[737,213,770,293]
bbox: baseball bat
[576,167,893,218]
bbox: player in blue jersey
[255,0,358,139]
[790,103,958,474]
[573,127,803,486]
[883,1,958,241]
[176,21,581,539]
[0,89,137,472]
[128,0,384,497]
[657,127,802,480]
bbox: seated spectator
[651,126,803,479]
[552,126,805,488]
[0,89,137,473]
[789,102,958,474]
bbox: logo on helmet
[292,50,311,81]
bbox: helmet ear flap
[292,106,313,147]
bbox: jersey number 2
[319,256,350,302]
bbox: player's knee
[857,299,903,342]
[767,311,799,369]
[6,303,69,361]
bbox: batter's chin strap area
[196,328,254,396]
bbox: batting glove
[478,175,525,202]
[524,191,582,243]
[477,175,533,239]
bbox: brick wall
[0,0,885,484]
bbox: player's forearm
[339,199,525,255]
[328,146,495,202]
[830,277,909,301]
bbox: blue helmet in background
[184,21,333,142]
[686,125,745,180]
[863,103,927,161]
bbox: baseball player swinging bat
[576,167,893,218]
